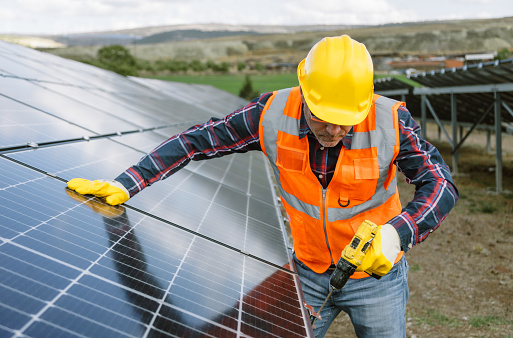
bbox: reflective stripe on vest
[261,87,322,220]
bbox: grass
[413,312,513,330]
[478,202,498,214]
[148,72,423,98]
[469,315,513,328]
[148,73,300,96]
[414,308,461,327]
[409,264,421,272]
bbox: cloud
[456,0,492,3]
[270,0,417,25]
[1,0,511,35]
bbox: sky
[1,0,512,35]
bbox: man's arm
[115,93,272,197]
[387,106,459,252]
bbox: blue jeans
[295,255,409,338]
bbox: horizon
[2,0,513,36]
[3,15,512,37]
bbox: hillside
[35,17,513,66]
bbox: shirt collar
[299,107,310,139]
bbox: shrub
[237,61,247,72]
[254,62,265,71]
[205,60,231,73]
[168,60,189,72]
[189,60,206,72]
[496,48,513,61]
[96,45,138,76]
[239,75,261,100]
[205,60,217,70]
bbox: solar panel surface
[0,40,312,337]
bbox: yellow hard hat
[297,35,374,126]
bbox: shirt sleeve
[115,93,272,197]
[386,106,459,252]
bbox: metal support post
[451,93,459,175]
[421,95,427,140]
[486,130,491,153]
[494,92,503,194]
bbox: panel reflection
[65,191,307,337]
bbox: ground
[308,124,513,337]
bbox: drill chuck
[329,257,357,290]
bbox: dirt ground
[320,124,513,337]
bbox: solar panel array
[0,40,312,337]
[374,59,513,127]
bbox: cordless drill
[311,220,379,326]
[330,220,379,289]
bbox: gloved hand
[67,178,130,206]
[65,188,126,218]
[356,224,401,278]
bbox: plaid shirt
[116,92,459,252]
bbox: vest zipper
[322,188,334,265]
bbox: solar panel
[374,60,513,128]
[0,40,312,337]
[407,59,513,125]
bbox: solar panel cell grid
[0,41,311,337]
[0,101,91,149]
[0,168,304,336]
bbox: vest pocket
[288,213,313,259]
[354,158,379,179]
[339,157,379,206]
[276,144,307,173]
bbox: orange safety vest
[259,87,404,276]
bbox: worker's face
[301,94,352,148]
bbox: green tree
[189,59,206,72]
[205,60,217,70]
[166,60,189,72]
[96,45,138,76]
[137,59,156,74]
[237,61,247,72]
[254,62,265,72]
[205,60,231,73]
[213,61,231,73]
[155,59,169,72]
[496,48,513,60]
[239,75,261,100]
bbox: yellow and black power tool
[311,220,379,326]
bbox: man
[68,35,459,337]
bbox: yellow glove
[65,188,126,218]
[356,224,401,278]
[67,178,129,206]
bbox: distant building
[464,53,495,65]
[387,57,464,73]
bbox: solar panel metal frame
[374,58,513,193]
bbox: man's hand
[65,189,126,218]
[356,224,402,278]
[67,178,129,206]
